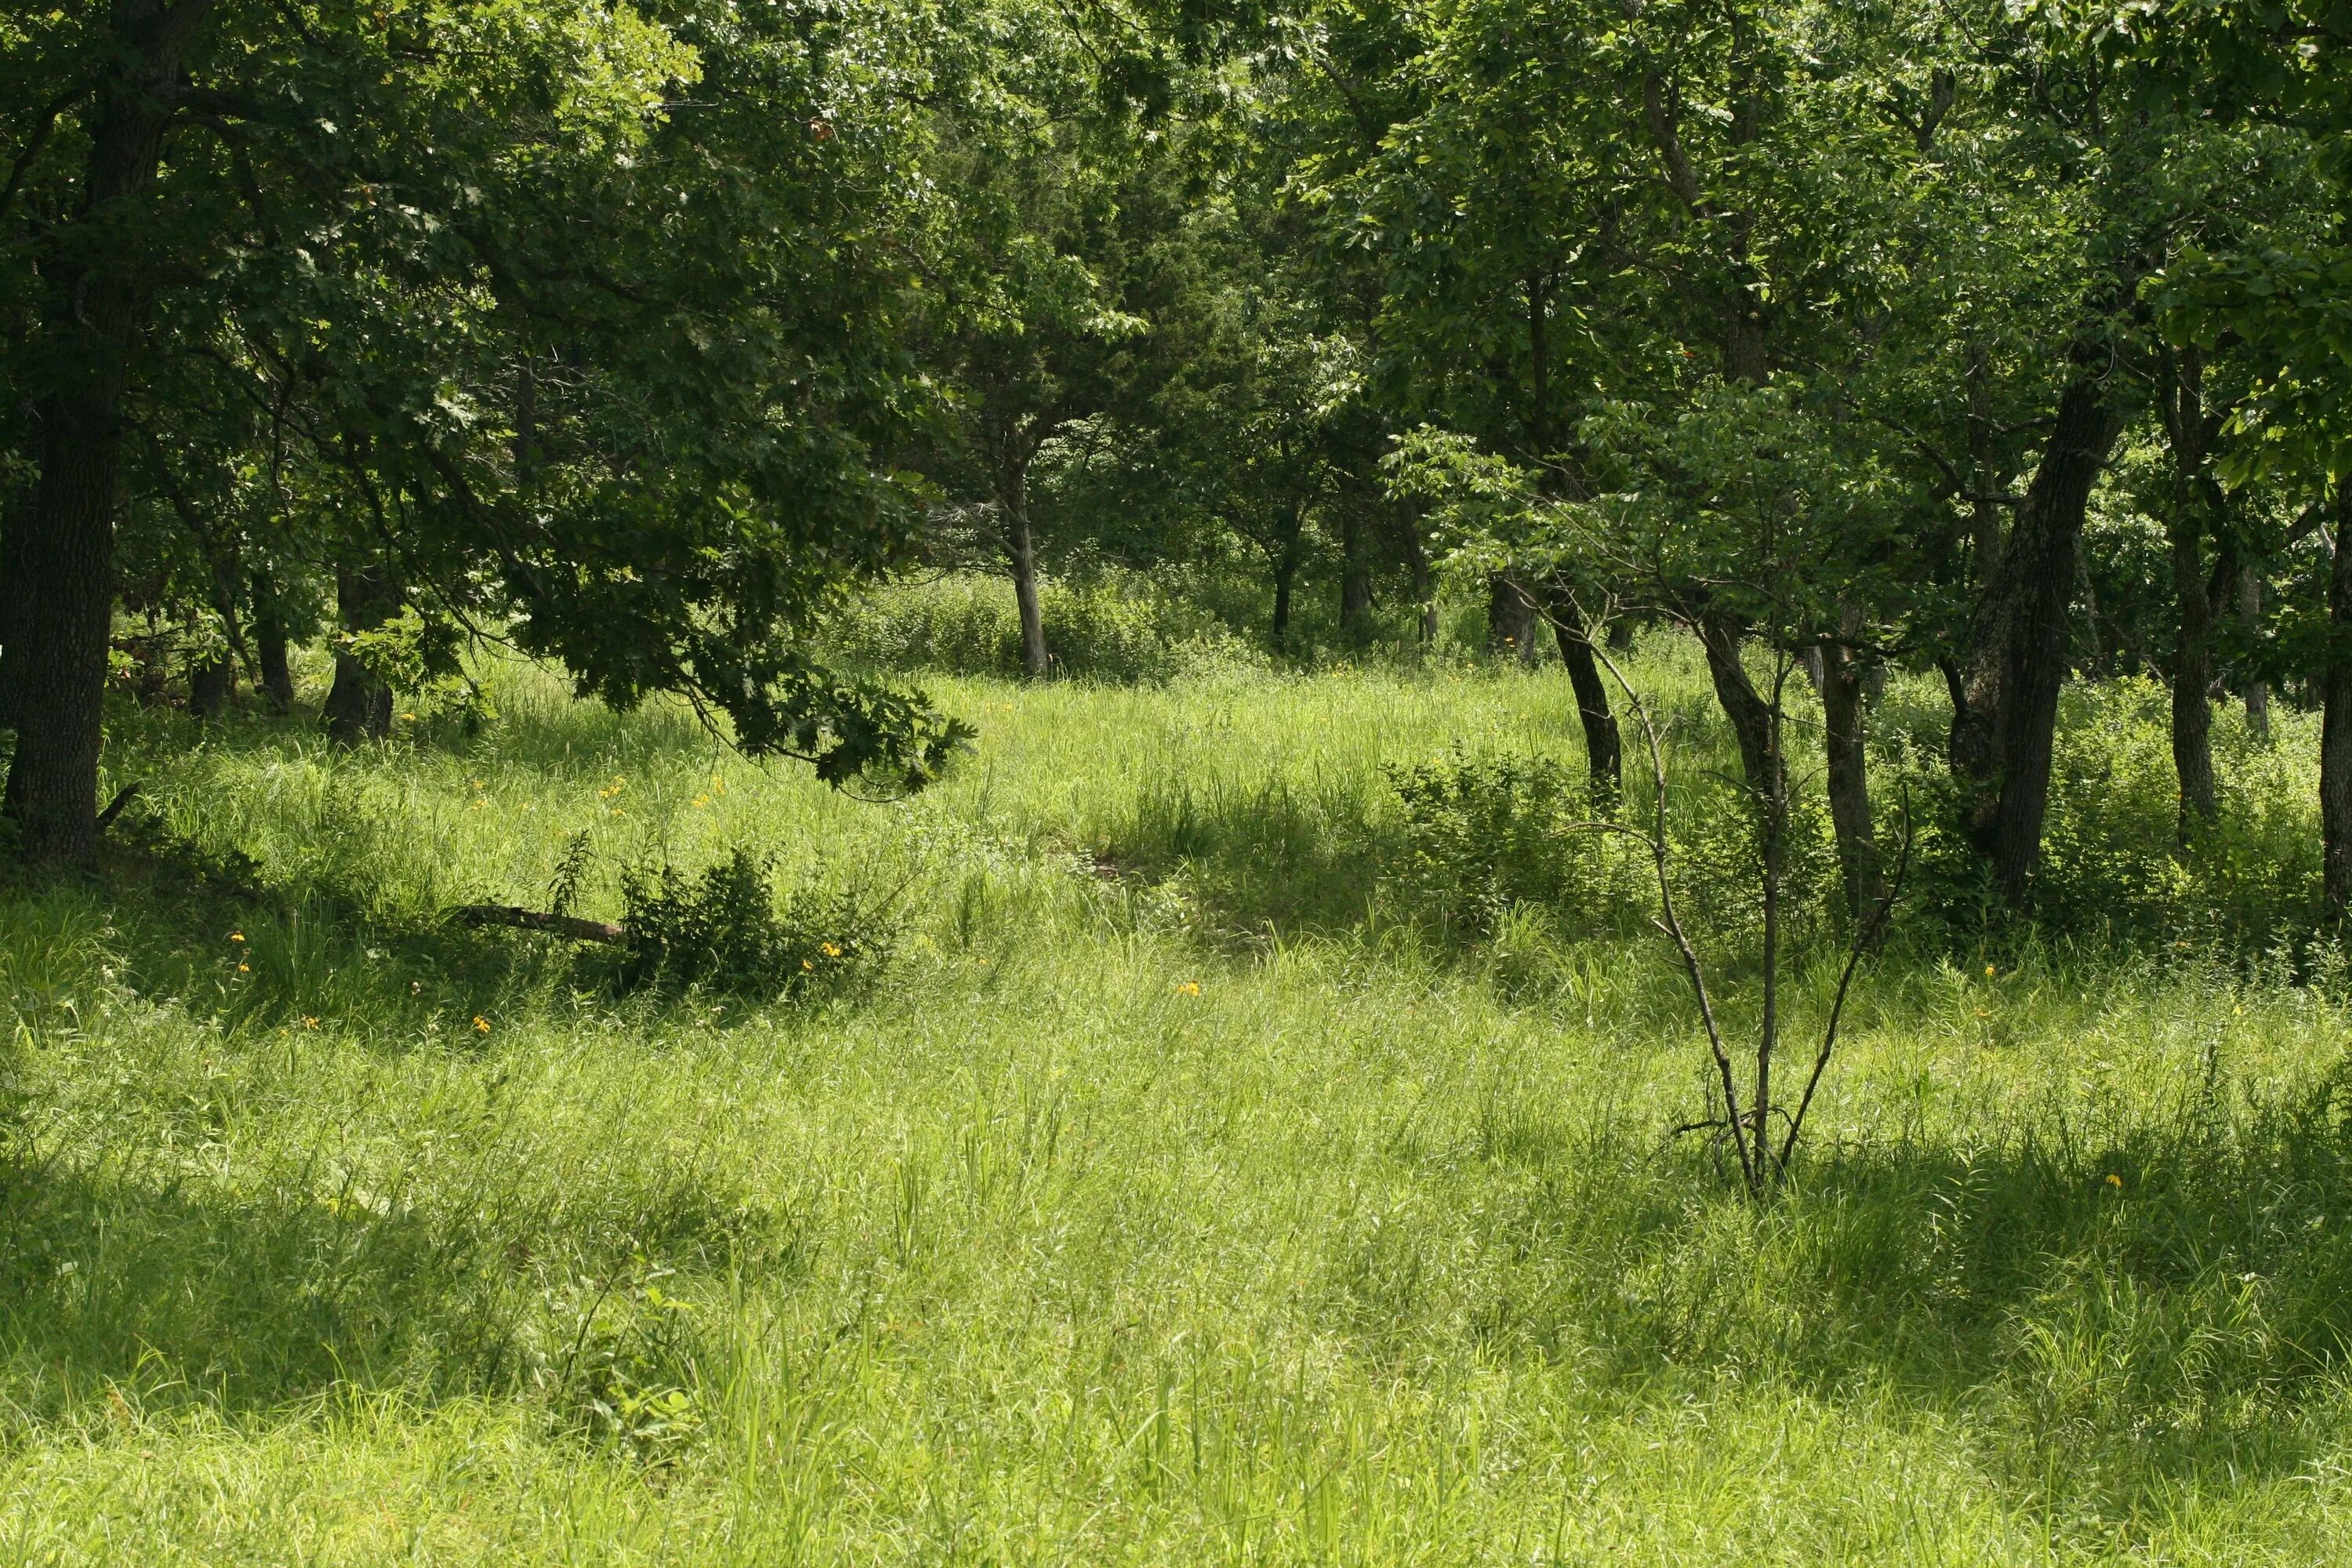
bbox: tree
[0,0,967,864]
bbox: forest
[6,1,2352,1562]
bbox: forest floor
[5,650,2352,1564]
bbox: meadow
[5,619,2352,1564]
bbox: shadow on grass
[1351,1065,2352,1523]
[0,824,587,1048]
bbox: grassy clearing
[5,646,2352,1563]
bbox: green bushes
[1897,678,2321,954]
[615,848,891,1000]
[1378,745,1840,959]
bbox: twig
[96,783,143,833]
[1774,786,1915,1174]
[1577,611,1759,1191]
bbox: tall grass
[2,643,2351,1563]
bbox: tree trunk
[2241,567,2270,743]
[1696,611,1779,799]
[1406,528,1438,645]
[0,497,26,735]
[1269,502,1304,650]
[189,656,234,718]
[1548,588,1621,804]
[1000,474,1047,677]
[1984,374,2126,905]
[323,564,397,743]
[251,571,296,713]
[1820,633,1882,924]
[0,0,212,864]
[1487,576,1533,662]
[2166,519,2217,830]
[1338,509,1375,645]
[2325,482,2352,916]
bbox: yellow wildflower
[229,931,245,943]
[820,942,841,957]
[1984,964,1995,977]
[2105,1174,2123,1189]
[237,963,250,973]
[1177,980,1201,996]
[473,1015,491,1034]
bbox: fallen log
[451,905,628,945]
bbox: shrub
[1382,749,1650,942]
[614,848,891,999]
[1896,678,2321,953]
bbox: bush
[1382,749,1649,942]
[1897,678,2321,953]
[614,848,891,999]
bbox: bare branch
[1774,784,1914,1174]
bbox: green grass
[5,644,2352,1563]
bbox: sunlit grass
[3,645,2350,1563]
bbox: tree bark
[1696,610,1779,799]
[251,571,296,713]
[1548,588,1621,804]
[189,655,234,718]
[2241,567,2270,743]
[1268,502,1304,650]
[1984,373,2126,905]
[1338,508,1375,645]
[1,0,212,864]
[1820,631,1882,924]
[323,563,397,743]
[1405,527,1438,645]
[2161,347,2221,830]
[1488,575,1537,662]
[1000,472,1047,677]
[2325,481,2352,916]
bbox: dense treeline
[3,0,2350,930]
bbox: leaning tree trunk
[1947,365,2125,905]
[1546,585,1621,804]
[0,0,212,864]
[1820,631,1882,924]
[1987,376,2125,906]
[1695,610,1780,800]
[323,564,397,743]
[2325,482,2352,916]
